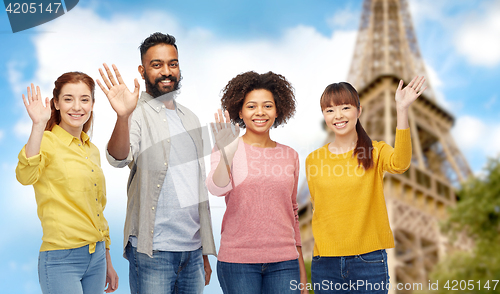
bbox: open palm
[97,63,140,117]
[395,76,427,110]
[211,109,240,152]
[22,83,50,125]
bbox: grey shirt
[106,91,216,258]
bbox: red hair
[45,72,95,134]
[320,82,374,170]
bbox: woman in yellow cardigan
[305,76,426,293]
[16,72,118,294]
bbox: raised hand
[97,63,140,118]
[22,83,51,126]
[395,76,427,110]
[211,109,240,153]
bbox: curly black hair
[139,32,177,63]
[221,71,296,129]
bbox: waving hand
[23,83,51,126]
[395,76,427,110]
[97,63,140,118]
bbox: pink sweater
[207,139,301,263]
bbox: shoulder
[40,130,57,149]
[176,102,198,118]
[306,144,329,162]
[371,140,392,157]
[276,143,299,158]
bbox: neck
[242,131,275,148]
[59,124,84,142]
[330,131,358,152]
[148,90,176,110]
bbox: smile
[334,121,347,128]
[69,114,84,118]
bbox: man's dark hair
[139,32,178,63]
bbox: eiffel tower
[298,0,472,292]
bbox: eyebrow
[62,94,90,97]
[245,100,275,104]
[149,59,178,65]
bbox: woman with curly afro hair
[206,71,308,294]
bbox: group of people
[16,32,426,294]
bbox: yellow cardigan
[305,128,411,256]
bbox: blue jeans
[125,242,205,294]
[311,250,389,293]
[217,259,300,294]
[38,241,106,294]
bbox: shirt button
[157,184,160,188]
[85,157,88,159]
[167,139,170,143]
[92,170,94,172]
[78,144,81,146]
[164,163,167,166]
[163,119,166,122]
[151,230,154,234]
[97,214,99,217]
[96,198,98,201]
[162,105,165,108]
[152,207,155,210]
[94,184,97,186]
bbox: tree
[421,157,500,294]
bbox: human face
[239,89,277,135]
[139,44,181,97]
[322,104,361,136]
[54,82,93,138]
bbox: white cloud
[454,1,500,66]
[0,129,4,142]
[452,115,500,157]
[13,119,32,139]
[326,7,359,29]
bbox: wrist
[116,113,131,121]
[32,122,47,130]
[396,106,409,113]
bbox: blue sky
[1,0,500,293]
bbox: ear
[358,105,362,118]
[54,99,60,111]
[239,110,242,119]
[138,65,145,80]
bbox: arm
[395,76,427,130]
[23,84,51,158]
[203,255,211,286]
[16,84,51,185]
[97,63,140,160]
[380,76,427,173]
[104,249,119,293]
[297,246,309,294]
[210,109,240,187]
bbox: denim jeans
[217,258,300,294]
[125,242,205,294]
[311,249,389,294]
[38,241,106,294]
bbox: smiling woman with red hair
[15,72,118,294]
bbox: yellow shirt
[306,128,411,256]
[16,124,110,253]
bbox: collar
[51,124,89,146]
[140,90,184,115]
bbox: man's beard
[145,72,182,98]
